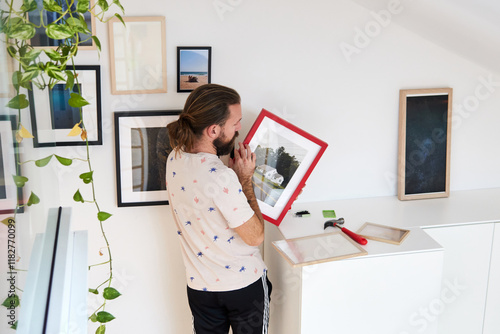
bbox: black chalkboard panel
[398,88,452,200]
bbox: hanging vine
[1,0,125,332]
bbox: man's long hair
[167,84,241,153]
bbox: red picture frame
[243,109,328,226]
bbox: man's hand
[229,142,256,183]
[229,142,265,246]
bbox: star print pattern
[166,151,267,292]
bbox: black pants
[187,274,272,334]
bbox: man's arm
[229,143,265,246]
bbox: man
[166,84,271,334]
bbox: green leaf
[65,70,75,90]
[55,155,73,166]
[96,311,115,323]
[21,0,38,12]
[66,17,87,30]
[7,46,17,58]
[68,93,90,108]
[112,0,125,13]
[2,294,20,308]
[96,324,106,334]
[88,288,99,295]
[44,48,62,61]
[6,94,29,109]
[46,23,74,40]
[12,175,28,187]
[103,287,121,300]
[21,49,42,64]
[97,0,109,11]
[47,67,66,81]
[97,211,112,222]
[80,171,93,184]
[77,0,90,12]
[35,155,53,167]
[10,320,17,330]
[114,13,126,26]
[92,36,101,52]
[20,68,41,83]
[8,23,36,40]
[73,189,84,203]
[43,0,62,12]
[27,191,40,206]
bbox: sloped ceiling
[350,0,500,75]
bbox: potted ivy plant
[1,0,125,332]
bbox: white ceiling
[350,0,500,74]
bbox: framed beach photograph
[243,109,328,226]
[114,110,181,207]
[177,46,212,93]
[398,88,452,200]
[0,115,23,215]
[272,232,367,267]
[109,16,167,95]
[28,65,102,147]
[29,0,97,50]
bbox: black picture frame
[0,115,24,215]
[177,46,212,93]
[28,65,102,147]
[114,110,181,207]
[398,88,453,200]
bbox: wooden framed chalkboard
[398,88,452,200]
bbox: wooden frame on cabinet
[398,88,452,200]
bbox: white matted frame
[356,222,410,245]
[28,65,102,147]
[243,109,328,226]
[108,16,167,95]
[272,232,367,267]
[114,110,180,207]
[398,88,452,200]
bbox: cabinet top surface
[273,188,499,259]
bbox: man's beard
[214,131,239,156]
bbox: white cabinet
[483,223,500,334]
[424,224,494,334]
[265,225,444,334]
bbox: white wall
[3,0,500,333]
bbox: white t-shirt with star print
[166,151,267,292]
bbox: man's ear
[206,124,220,140]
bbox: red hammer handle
[341,227,368,245]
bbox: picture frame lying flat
[398,88,452,200]
[108,16,167,95]
[356,222,410,245]
[272,232,367,267]
[114,110,180,207]
[243,109,328,226]
[28,65,102,147]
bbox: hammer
[324,218,368,245]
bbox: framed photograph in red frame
[243,109,328,226]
